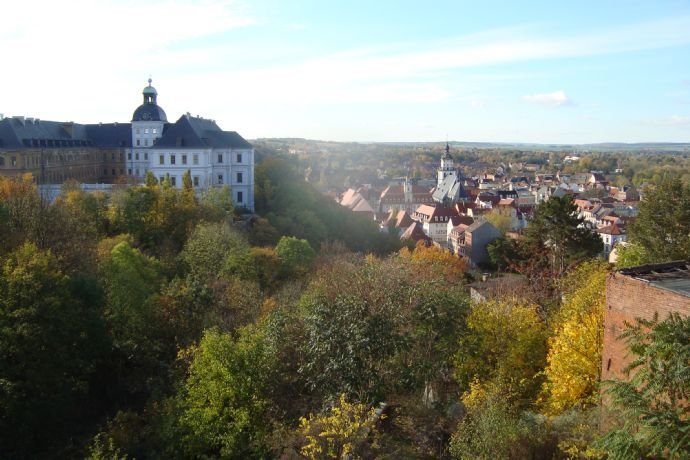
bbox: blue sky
[2,0,690,143]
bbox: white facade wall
[129,120,165,179]
[148,146,255,210]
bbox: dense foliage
[0,144,687,458]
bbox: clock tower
[130,78,167,180]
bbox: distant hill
[254,138,690,153]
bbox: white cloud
[668,115,690,125]
[522,90,573,107]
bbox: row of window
[155,153,245,166]
[159,153,199,166]
[128,152,149,161]
[135,128,158,134]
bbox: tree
[180,222,253,282]
[174,327,275,458]
[0,243,107,457]
[485,209,512,236]
[454,298,548,404]
[275,236,316,278]
[145,171,158,187]
[100,241,165,395]
[540,261,608,415]
[200,185,234,221]
[597,313,690,459]
[450,381,546,460]
[628,178,690,263]
[298,394,378,460]
[522,195,602,275]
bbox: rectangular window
[159,155,164,165]
[136,139,140,146]
[237,172,243,183]
[152,128,157,134]
[218,174,223,184]
[136,128,140,134]
[193,154,199,165]
[112,169,116,176]
[193,176,199,187]
[144,139,149,146]
[182,154,187,165]
[217,153,223,163]
[135,152,140,160]
[127,152,132,160]
[236,153,242,163]
[128,168,132,175]
[144,128,149,134]
[144,153,148,160]
[170,176,177,187]
[170,154,176,165]
[237,191,243,203]
[135,168,139,176]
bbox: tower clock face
[142,112,151,120]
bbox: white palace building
[130,79,255,210]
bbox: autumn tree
[454,298,548,404]
[540,260,608,415]
[298,394,379,459]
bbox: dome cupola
[132,78,167,122]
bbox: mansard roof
[85,123,133,148]
[155,114,252,149]
[0,116,94,149]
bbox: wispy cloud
[668,115,690,125]
[522,90,573,107]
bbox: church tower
[437,142,456,188]
[130,78,167,179]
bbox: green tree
[0,243,106,457]
[174,327,275,458]
[597,313,690,459]
[628,178,690,263]
[145,170,158,187]
[455,298,548,404]
[523,195,602,274]
[275,236,316,278]
[101,241,165,395]
[450,381,546,460]
[180,222,253,281]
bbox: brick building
[602,261,690,382]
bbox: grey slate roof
[155,115,252,149]
[432,173,468,203]
[85,123,133,148]
[0,117,92,149]
[0,117,135,149]
[132,103,168,122]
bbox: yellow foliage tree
[299,394,378,460]
[540,260,609,415]
[398,240,468,281]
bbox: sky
[2,0,690,144]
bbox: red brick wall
[602,273,690,382]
